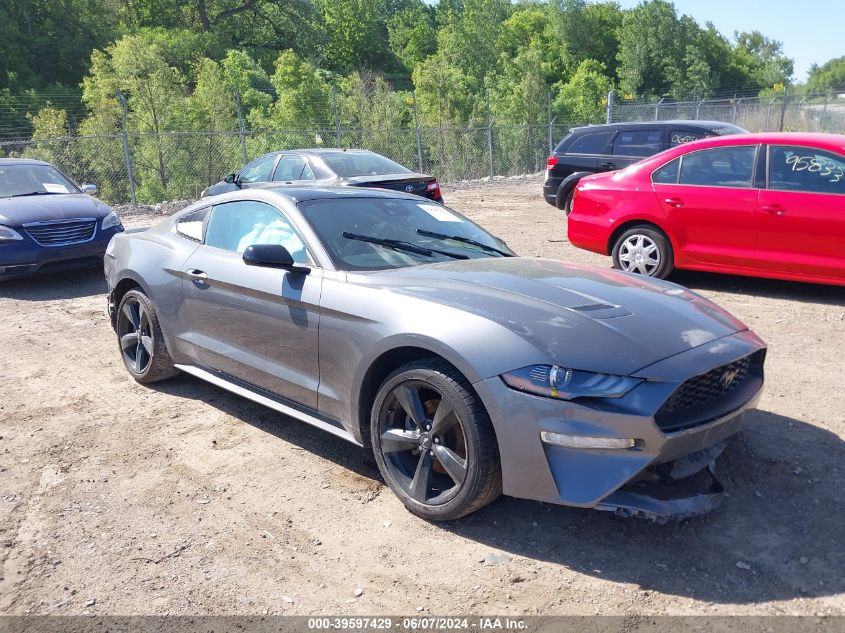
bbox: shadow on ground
[152,373,845,606]
[0,267,106,301]
[670,270,845,306]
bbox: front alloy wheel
[371,360,501,521]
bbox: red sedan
[567,132,845,286]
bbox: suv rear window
[612,130,662,157]
[567,131,614,155]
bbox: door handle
[763,205,786,216]
[187,269,208,282]
[664,197,684,208]
[600,162,616,170]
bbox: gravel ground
[1,176,843,616]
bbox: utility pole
[115,90,136,205]
[234,89,247,165]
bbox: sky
[612,0,845,82]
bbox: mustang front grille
[24,220,97,246]
[655,351,764,432]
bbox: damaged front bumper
[473,331,765,522]
[595,443,727,523]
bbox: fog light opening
[540,431,637,450]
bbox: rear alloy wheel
[371,359,501,521]
[612,225,674,279]
[116,289,178,383]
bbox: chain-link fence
[610,93,845,134]
[4,89,845,206]
[0,122,574,205]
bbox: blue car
[0,158,123,280]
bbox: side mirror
[81,184,97,195]
[242,244,310,274]
[224,173,238,185]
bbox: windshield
[0,164,79,197]
[298,197,514,270]
[321,152,412,177]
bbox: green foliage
[387,1,437,71]
[553,59,613,123]
[807,57,845,93]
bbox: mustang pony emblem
[720,368,740,389]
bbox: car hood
[361,258,748,376]
[0,194,111,226]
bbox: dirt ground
[1,175,843,617]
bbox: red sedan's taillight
[426,180,442,200]
[547,156,558,170]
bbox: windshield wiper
[9,191,60,198]
[342,232,468,260]
[416,228,513,257]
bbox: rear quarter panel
[569,165,673,255]
[106,225,200,363]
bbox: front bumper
[473,331,765,518]
[0,226,123,280]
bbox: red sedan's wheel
[612,225,674,279]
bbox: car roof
[208,184,428,205]
[262,148,380,157]
[569,120,739,133]
[666,131,845,152]
[0,158,50,166]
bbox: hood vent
[571,303,616,312]
[567,303,631,319]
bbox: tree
[807,57,845,93]
[734,31,794,90]
[387,1,437,71]
[553,59,613,123]
[616,0,685,97]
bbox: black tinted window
[652,158,680,184]
[679,146,757,188]
[567,132,614,154]
[669,130,705,147]
[612,130,662,157]
[768,145,845,195]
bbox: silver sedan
[104,187,766,522]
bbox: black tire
[611,224,674,279]
[370,359,501,521]
[116,289,178,383]
[561,189,574,216]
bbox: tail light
[546,156,558,171]
[426,180,442,200]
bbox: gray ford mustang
[104,187,766,522]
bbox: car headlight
[0,225,23,241]
[501,365,642,400]
[101,211,122,231]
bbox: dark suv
[544,120,746,213]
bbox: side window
[669,129,705,148]
[238,155,277,183]
[612,130,662,157]
[768,145,845,195]
[652,158,680,184]
[175,207,209,242]
[204,200,309,263]
[272,155,315,182]
[679,146,757,188]
[567,132,615,155]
